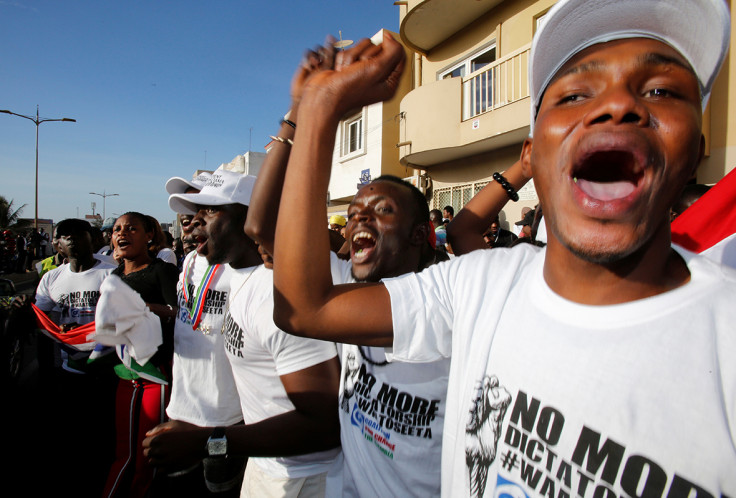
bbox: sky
[0,0,399,225]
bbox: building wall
[328,29,414,205]
[698,0,735,184]
[400,0,734,223]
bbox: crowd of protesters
[7,0,736,496]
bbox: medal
[183,254,220,332]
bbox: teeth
[576,179,636,201]
[352,232,374,242]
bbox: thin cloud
[0,1,39,12]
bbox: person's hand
[10,294,30,310]
[290,36,337,118]
[256,242,273,269]
[143,420,209,469]
[299,33,406,119]
[60,322,81,332]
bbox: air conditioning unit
[403,175,430,194]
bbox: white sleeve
[34,269,58,312]
[257,299,337,377]
[329,251,353,284]
[383,259,457,363]
[157,248,178,265]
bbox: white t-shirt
[327,255,449,497]
[224,264,339,479]
[157,248,178,266]
[35,256,116,372]
[701,232,736,269]
[35,256,116,328]
[166,251,242,427]
[385,245,736,497]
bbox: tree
[0,196,27,230]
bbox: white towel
[93,274,162,366]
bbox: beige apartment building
[326,29,415,218]
[395,0,735,229]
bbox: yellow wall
[420,0,554,82]
[698,0,735,184]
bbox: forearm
[273,98,341,334]
[227,406,340,457]
[244,120,296,255]
[447,159,531,255]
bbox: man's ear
[410,221,429,247]
[521,137,534,179]
[691,134,706,177]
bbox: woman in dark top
[103,211,179,498]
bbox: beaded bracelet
[281,118,297,129]
[270,135,294,145]
[492,172,519,202]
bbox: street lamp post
[89,190,119,221]
[0,106,76,229]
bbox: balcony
[399,44,531,168]
[400,0,505,54]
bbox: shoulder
[435,244,542,280]
[93,254,117,269]
[151,258,180,278]
[157,248,177,265]
[38,265,65,290]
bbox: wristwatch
[206,427,227,458]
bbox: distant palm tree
[0,196,27,230]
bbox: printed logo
[494,474,529,498]
[340,352,441,462]
[466,375,512,498]
[350,404,364,428]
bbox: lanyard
[183,254,220,332]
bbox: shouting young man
[146,169,341,497]
[272,0,735,496]
[240,37,450,495]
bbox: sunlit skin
[190,204,259,269]
[346,180,424,282]
[57,230,94,263]
[178,214,198,255]
[522,38,703,302]
[112,214,153,268]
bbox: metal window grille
[432,181,490,212]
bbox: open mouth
[194,234,208,254]
[116,239,131,249]
[351,231,376,263]
[573,150,643,202]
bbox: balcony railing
[462,44,530,120]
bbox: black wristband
[492,172,519,202]
[281,119,296,130]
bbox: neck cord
[357,345,389,367]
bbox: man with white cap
[150,169,245,495]
[271,0,735,496]
[146,169,341,497]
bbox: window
[439,43,497,119]
[439,44,496,81]
[341,112,364,158]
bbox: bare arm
[245,40,336,255]
[142,357,341,468]
[447,157,531,256]
[273,35,406,347]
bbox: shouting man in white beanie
[271,0,735,496]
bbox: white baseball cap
[168,170,256,215]
[529,0,730,134]
[165,171,212,196]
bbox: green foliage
[0,196,27,230]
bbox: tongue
[576,179,635,201]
